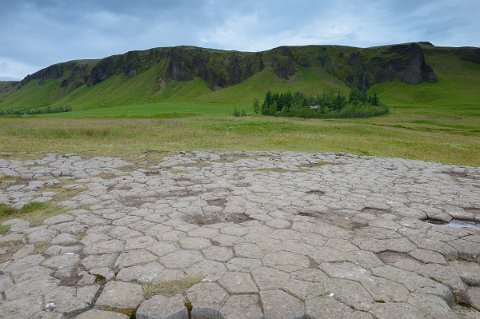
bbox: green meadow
[0,47,479,166]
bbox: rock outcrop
[16,43,439,94]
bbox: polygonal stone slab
[5,254,44,272]
[51,233,78,245]
[83,239,124,254]
[187,282,229,310]
[252,267,290,290]
[95,281,144,309]
[115,249,157,269]
[262,251,310,272]
[234,243,263,258]
[136,294,186,319]
[450,260,480,286]
[180,237,211,250]
[43,254,80,269]
[371,302,427,319]
[146,241,178,257]
[74,309,130,319]
[45,285,99,313]
[219,272,258,294]
[125,236,157,250]
[0,295,44,319]
[260,289,304,319]
[81,253,117,269]
[221,294,263,319]
[203,245,234,262]
[324,278,374,311]
[160,250,204,269]
[305,295,353,319]
[4,276,59,300]
[117,262,165,283]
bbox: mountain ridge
[1,42,479,110]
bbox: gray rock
[450,260,480,286]
[0,295,44,319]
[160,250,204,269]
[95,281,144,309]
[467,287,480,310]
[305,295,353,319]
[219,272,258,294]
[117,262,165,283]
[260,289,304,319]
[146,241,178,257]
[409,249,446,265]
[262,251,310,272]
[203,245,234,262]
[0,274,14,293]
[4,275,58,300]
[5,254,45,272]
[27,229,56,243]
[417,264,469,302]
[83,239,124,255]
[115,249,157,269]
[180,237,211,250]
[221,294,263,319]
[187,282,229,310]
[324,278,374,311]
[371,302,428,319]
[45,285,99,313]
[89,267,115,280]
[74,309,130,319]
[51,233,78,245]
[81,253,116,269]
[43,254,80,269]
[136,294,186,319]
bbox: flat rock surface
[1,151,480,318]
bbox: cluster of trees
[0,106,72,116]
[254,90,388,118]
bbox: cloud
[0,57,40,81]
[0,0,479,80]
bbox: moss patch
[0,202,65,224]
[143,275,203,298]
[0,224,10,233]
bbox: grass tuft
[0,201,64,225]
[143,275,203,298]
[0,224,10,234]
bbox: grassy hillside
[0,43,443,112]
[370,47,480,108]
[0,44,478,166]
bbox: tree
[253,98,260,114]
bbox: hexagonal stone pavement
[0,151,479,318]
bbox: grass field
[0,48,478,166]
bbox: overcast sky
[1,0,479,80]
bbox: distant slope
[0,43,448,111]
[370,46,480,110]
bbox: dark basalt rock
[368,43,437,85]
[15,43,440,96]
[457,47,480,64]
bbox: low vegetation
[0,45,477,166]
[0,202,64,232]
[256,90,388,118]
[0,105,72,116]
[143,275,203,298]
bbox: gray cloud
[0,0,479,80]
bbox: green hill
[2,42,472,113]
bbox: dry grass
[0,111,478,166]
[0,202,65,225]
[143,275,203,298]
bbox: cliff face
[2,43,444,108]
[16,43,438,92]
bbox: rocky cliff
[15,43,439,94]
